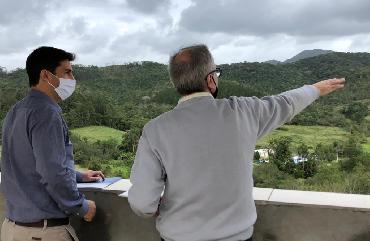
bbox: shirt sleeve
[128,130,165,218]
[76,171,84,183]
[236,85,320,139]
[31,109,88,218]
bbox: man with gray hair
[128,44,345,241]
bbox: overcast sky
[1,0,370,70]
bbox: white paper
[104,179,132,192]
[77,177,122,190]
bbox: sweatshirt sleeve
[235,85,320,139]
[128,130,166,218]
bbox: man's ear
[39,69,49,83]
[208,75,217,89]
[206,74,215,89]
[39,69,48,82]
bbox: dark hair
[169,44,214,96]
[26,46,75,87]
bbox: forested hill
[220,52,370,100]
[1,53,368,193]
[0,52,369,131]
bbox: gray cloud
[109,25,235,63]
[0,1,47,25]
[1,0,370,70]
[126,0,171,14]
[179,0,370,37]
[0,1,59,54]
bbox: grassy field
[75,164,88,172]
[71,126,124,144]
[363,137,370,153]
[257,125,350,150]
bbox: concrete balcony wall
[252,189,370,241]
[0,180,369,241]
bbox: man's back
[129,86,319,241]
[149,95,257,240]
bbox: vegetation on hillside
[0,52,369,194]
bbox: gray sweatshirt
[128,85,320,241]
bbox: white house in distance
[255,149,273,160]
[292,156,308,164]
[255,149,308,165]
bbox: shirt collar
[29,89,62,113]
[178,92,213,104]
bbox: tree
[347,162,370,194]
[0,118,3,145]
[332,141,342,161]
[119,127,142,153]
[297,143,309,158]
[293,155,318,178]
[253,163,293,188]
[119,152,136,167]
[0,66,6,77]
[253,151,261,161]
[269,136,295,174]
[342,102,369,123]
[96,139,121,160]
[342,135,363,160]
[307,163,345,192]
[340,135,364,172]
[314,143,337,162]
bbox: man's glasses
[204,67,222,80]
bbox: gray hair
[169,44,215,96]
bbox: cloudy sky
[1,0,370,70]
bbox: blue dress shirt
[1,89,88,222]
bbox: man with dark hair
[1,46,104,241]
[26,46,76,87]
[128,44,345,241]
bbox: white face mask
[47,73,76,100]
